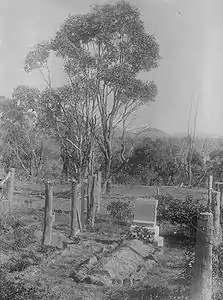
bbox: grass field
[14,181,208,210]
[111,185,207,200]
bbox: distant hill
[114,127,223,154]
[173,131,223,139]
[172,132,223,153]
[114,127,170,140]
[129,127,170,140]
[0,96,8,104]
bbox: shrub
[0,216,38,252]
[0,215,25,231]
[106,198,135,225]
[0,270,58,300]
[126,225,155,244]
[157,194,206,239]
[37,244,58,257]
[213,244,223,278]
[11,224,37,251]
[3,251,42,273]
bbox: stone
[134,197,158,225]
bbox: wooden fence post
[207,175,213,211]
[42,181,53,245]
[212,191,222,246]
[87,175,93,226]
[156,187,160,198]
[191,212,213,300]
[70,180,77,237]
[8,168,15,204]
[91,175,97,228]
[220,185,223,227]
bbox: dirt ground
[0,182,195,299]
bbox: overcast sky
[0,0,222,135]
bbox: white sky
[0,0,223,135]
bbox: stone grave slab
[132,197,158,228]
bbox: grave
[130,197,164,247]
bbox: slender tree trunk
[61,148,69,182]
[29,157,32,176]
[187,150,192,188]
[62,161,69,182]
[188,161,192,188]
[103,158,111,194]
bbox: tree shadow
[163,233,195,249]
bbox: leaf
[24,41,51,72]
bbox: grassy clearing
[0,182,206,299]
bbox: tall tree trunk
[188,160,192,188]
[102,131,112,194]
[61,149,69,182]
[103,157,111,194]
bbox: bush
[0,270,58,300]
[3,251,42,273]
[106,198,135,225]
[126,225,155,244]
[157,194,206,239]
[11,224,37,251]
[0,215,26,231]
[0,218,37,252]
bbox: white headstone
[134,197,158,225]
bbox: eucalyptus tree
[24,1,160,191]
[0,86,44,177]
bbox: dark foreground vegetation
[0,185,223,299]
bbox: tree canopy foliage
[23,1,160,189]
